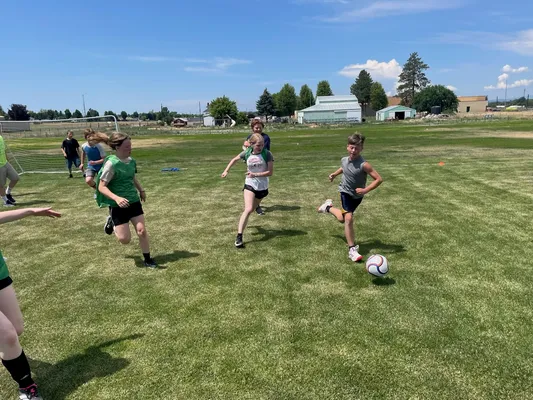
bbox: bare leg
[344,212,355,247]
[238,189,258,234]
[114,223,132,245]
[131,214,150,254]
[0,286,24,360]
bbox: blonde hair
[248,133,264,145]
[87,131,130,150]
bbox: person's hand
[243,141,251,148]
[115,197,130,208]
[139,191,146,202]
[328,174,335,182]
[88,160,95,166]
[31,207,61,218]
[355,188,367,195]
[221,171,228,178]
[79,164,84,171]
[246,171,256,178]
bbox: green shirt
[0,136,7,167]
[95,155,139,208]
[0,250,9,280]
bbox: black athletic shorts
[340,192,363,214]
[110,201,144,226]
[0,276,13,290]
[243,184,269,199]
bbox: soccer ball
[366,254,389,277]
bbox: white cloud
[317,0,463,22]
[338,59,402,79]
[499,29,533,55]
[502,64,528,73]
[446,85,457,91]
[484,78,533,90]
[184,57,251,73]
[498,73,509,82]
[437,29,533,56]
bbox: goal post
[0,116,119,175]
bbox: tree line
[1,52,460,124]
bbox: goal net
[0,116,119,174]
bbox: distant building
[297,95,362,124]
[387,96,402,106]
[457,96,488,113]
[376,105,416,121]
[172,117,203,127]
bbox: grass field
[1,120,533,399]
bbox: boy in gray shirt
[317,133,383,262]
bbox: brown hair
[250,118,264,129]
[83,128,95,139]
[87,131,130,150]
[348,133,365,146]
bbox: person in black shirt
[61,131,82,178]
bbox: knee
[0,325,20,348]
[118,236,131,245]
[85,178,94,186]
[136,226,147,238]
[344,214,353,225]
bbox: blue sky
[1,0,532,114]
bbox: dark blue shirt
[247,132,271,151]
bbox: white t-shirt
[239,150,274,191]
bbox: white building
[297,95,362,124]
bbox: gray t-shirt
[338,155,367,199]
[238,150,274,191]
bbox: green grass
[1,120,533,399]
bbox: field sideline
[1,120,533,399]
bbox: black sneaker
[19,384,43,400]
[6,194,15,203]
[235,234,244,248]
[4,197,15,206]
[143,258,158,268]
[69,174,73,178]
[104,216,114,235]
[255,206,264,215]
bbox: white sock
[6,188,11,195]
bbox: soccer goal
[0,116,119,174]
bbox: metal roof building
[376,105,416,121]
[297,95,362,124]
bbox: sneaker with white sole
[235,234,244,248]
[19,384,42,400]
[104,216,114,235]
[348,245,363,262]
[6,193,16,203]
[317,199,333,213]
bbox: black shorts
[110,201,144,226]
[0,276,13,290]
[243,184,269,199]
[340,192,363,214]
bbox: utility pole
[504,80,507,107]
[82,94,86,117]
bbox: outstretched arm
[329,167,343,182]
[0,208,61,225]
[221,155,242,178]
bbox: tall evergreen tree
[256,89,276,120]
[350,70,373,114]
[299,84,315,108]
[277,83,298,116]
[316,80,333,96]
[370,82,389,112]
[397,52,430,107]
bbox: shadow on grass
[10,192,42,197]
[126,250,200,269]
[372,277,396,286]
[263,204,301,212]
[250,226,307,242]
[31,333,144,400]
[332,236,406,255]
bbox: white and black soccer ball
[366,254,389,277]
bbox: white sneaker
[318,199,333,213]
[3,202,14,207]
[348,245,363,262]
